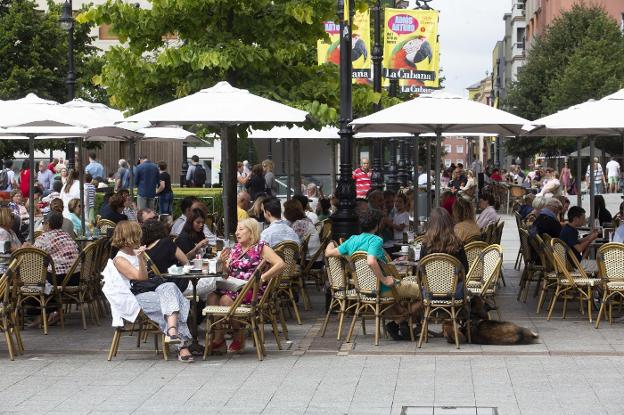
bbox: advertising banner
[383,8,440,92]
[317,10,371,82]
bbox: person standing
[262,159,276,196]
[245,164,267,202]
[237,162,249,193]
[185,155,206,188]
[135,156,160,210]
[352,158,372,199]
[605,157,620,193]
[585,157,606,195]
[156,161,173,215]
[36,161,54,195]
[115,159,130,191]
[85,152,105,180]
[560,162,571,195]
[60,170,81,214]
[0,160,16,193]
[19,160,30,198]
[47,158,59,174]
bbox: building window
[456,145,464,154]
[444,144,452,154]
[456,159,464,166]
[516,27,526,49]
[444,159,451,168]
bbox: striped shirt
[352,168,372,199]
[84,183,96,208]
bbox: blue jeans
[158,192,173,215]
[593,182,602,195]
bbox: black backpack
[0,168,9,191]
[193,164,206,187]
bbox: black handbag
[130,274,166,295]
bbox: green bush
[94,187,224,218]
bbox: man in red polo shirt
[353,158,372,199]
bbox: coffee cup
[401,245,409,253]
[193,258,203,269]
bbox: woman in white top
[284,200,321,261]
[476,191,499,229]
[60,170,80,214]
[390,193,410,241]
[538,168,561,198]
[459,170,477,200]
[110,221,194,362]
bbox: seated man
[559,206,599,274]
[260,197,299,247]
[325,208,419,341]
[137,208,156,224]
[531,198,562,239]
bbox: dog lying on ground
[442,296,539,345]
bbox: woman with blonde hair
[0,207,20,272]
[262,159,276,196]
[108,221,194,362]
[452,197,480,242]
[207,218,285,354]
[60,170,80,214]
[66,198,88,237]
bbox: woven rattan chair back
[325,255,348,290]
[419,253,462,298]
[542,233,553,246]
[273,241,300,278]
[550,238,585,283]
[494,221,504,244]
[597,243,624,282]
[96,219,116,235]
[0,260,19,308]
[78,242,99,283]
[299,234,310,268]
[518,228,533,264]
[320,220,332,241]
[465,241,488,273]
[12,247,53,288]
[464,234,481,244]
[349,251,380,296]
[480,245,503,291]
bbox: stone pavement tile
[304,406,349,415]
[348,406,391,415]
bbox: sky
[434,0,510,96]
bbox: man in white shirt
[0,160,16,192]
[260,197,300,247]
[606,157,620,193]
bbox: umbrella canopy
[569,146,611,158]
[126,81,308,125]
[85,125,199,142]
[350,92,530,136]
[0,94,83,128]
[124,81,308,239]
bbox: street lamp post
[60,0,76,170]
[331,0,359,240]
[386,137,400,192]
[369,0,384,191]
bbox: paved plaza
[1,194,624,415]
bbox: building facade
[525,0,624,47]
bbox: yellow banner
[383,8,440,92]
[317,10,371,83]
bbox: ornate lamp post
[369,0,384,191]
[331,0,359,240]
[60,0,76,170]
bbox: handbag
[130,274,166,295]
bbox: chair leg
[595,291,608,329]
[12,317,24,353]
[536,280,548,314]
[346,304,361,343]
[320,298,334,338]
[41,297,48,335]
[108,328,121,361]
[203,318,213,361]
[374,303,380,346]
[587,288,593,323]
[80,302,87,330]
[251,321,264,361]
[278,304,289,340]
[3,320,15,361]
[269,315,282,350]
[417,305,430,348]
[160,335,169,361]
[288,288,302,325]
[337,302,347,341]
[547,286,561,321]
[299,277,311,311]
[451,307,460,349]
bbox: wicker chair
[417,253,468,349]
[107,312,170,361]
[247,273,283,350]
[320,255,357,341]
[517,228,543,302]
[513,212,525,270]
[345,252,398,346]
[534,234,562,314]
[0,260,24,360]
[466,245,503,319]
[464,234,482,244]
[58,242,100,329]
[96,219,116,236]
[12,247,64,335]
[464,241,488,279]
[301,234,331,291]
[595,243,624,328]
[202,262,265,361]
[548,238,600,322]
[273,241,304,325]
[297,234,312,311]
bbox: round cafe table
[162,272,223,355]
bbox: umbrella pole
[293,139,301,195]
[28,135,35,244]
[426,136,431,217]
[221,126,237,240]
[589,135,595,231]
[435,131,442,207]
[129,140,136,200]
[78,137,86,236]
[576,137,582,208]
[286,139,292,201]
[413,134,419,224]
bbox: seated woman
[208,218,284,354]
[8,189,29,225]
[459,170,476,200]
[175,208,211,260]
[476,191,499,229]
[283,200,321,263]
[452,197,481,242]
[142,219,216,300]
[0,207,21,274]
[110,221,194,362]
[420,208,470,299]
[100,193,128,224]
[65,198,89,237]
[594,195,613,226]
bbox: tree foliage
[0,0,104,158]
[504,4,624,159]
[79,0,400,129]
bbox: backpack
[193,164,207,187]
[0,168,9,191]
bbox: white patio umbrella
[125,81,308,238]
[351,92,530,208]
[523,89,624,229]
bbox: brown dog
[443,297,539,345]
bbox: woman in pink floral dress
[208,218,285,354]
